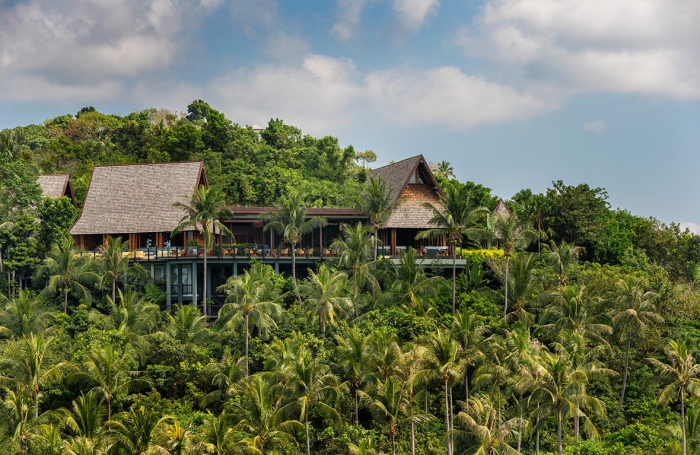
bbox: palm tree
[547,240,582,286]
[0,290,53,339]
[335,327,372,424]
[613,277,661,412]
[299,264,352,334]
[648,339,700,455]
[396,345,432,455]
[478,211,537,317]
[39,239,100,313]
[490,253,541,325]
[358,176,404,260]
[435,160,455,179]
[366,376,410,455]
[423,329,462,455]
[451,308,486,402]
[331,222,379,300]
[70,344,152,421]
[0,333,73,419]
[172,185,234,316]
[97,236,130,303]
[280,345,344,455]
[529,346,609,455]
[368,330,402,382]
[63,390,106,440]
[151,418,202,455]
[385,246,445,316]
[261,192,327,302]
[349,437,385,455]
[455,395,524,455]
[165,304,210,351]
[201,349,247,408]
[106,405,170,455]
[416,185,488,315]
[94,289,160,340]
[216,263,283,376]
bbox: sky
[1,0,699,230]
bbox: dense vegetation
[1,103,700,454]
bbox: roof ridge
[369,154,422,172]
[92,161,204,169]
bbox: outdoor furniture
[279,248,289,257]
[296,248,305,256]
[307,248,314,257]
[323,248,331,257]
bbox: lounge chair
[279,248,289,257]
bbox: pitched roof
[369,155,445,229]
[492,198,511,219]
[71,162,206,236]
[37,174,72,201]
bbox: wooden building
[37,174,75,204]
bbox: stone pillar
[192,260,198,305]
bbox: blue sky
[1,0,699,229]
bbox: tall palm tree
[216,263,283,376]
[0,290,53,339]
[385,246,446,316]
[478,211,537,317]
[451,308,486,402]
[648,339,700,455]
[106,405,170,455]
[97,236,130,303]
[280,345,344,455]
[490,252,541,325]
[331,222,379,300]
[0,333,73,419]
[416,186,488,315]
[396,345,432,455]
[358,177,404,260]
[172,185,234,316]
[299,264,352,334]
[366,376,411,455]
[455,395,524,455]
[70,344,152,421]
[261,192,327,302]
[434,160,455,179]
[335,327,372,424]
[201,349,247,408]
[423,329,462,455]
[63,390,106,440]
[39,239,100,313]
[613,277,661,412]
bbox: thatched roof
[369,155,445,229]
[71,162,206,235]
[492,198,511,219]
[37,174,73,202]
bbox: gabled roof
[369,155,445,229]
[369,155,443,203]
[37,174,74,204]
[492,198,511,219]
[71,162,206,236]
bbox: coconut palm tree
[349,437,385,455]
[416,186,488,315]
[201,349,247,408]
[358,176,404,260]
[105,405,170,455]
[547,240,583,286]
[0,290,53,339]
[648,339,700,455]
[280,345,345,455]
[423,329,462,455]
[335,327,372,424]
[490,252,541,326]
[261,192,327,303]
[97,236,130,303]
[396,345,432,455]
[216,263,283,376]
[478,211,537,318]
[331,222,379,300]
[165,304,210,352]
[172,185,234,316]
[613,277,661,412]
[70,344,152,421]
[0,333,73,419]
[93,289,159,342]
[63,391,106,440]
[299,264,352,334]
[451,308,486,402]
[39,239,100,313]
[366,376,411,455]
[384,246,446,316]
[455,395,524,455]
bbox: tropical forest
[2,100,700,455]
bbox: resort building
[37,174,75,203]
[67,155,455,313]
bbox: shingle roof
[369,156,423,203]
[37,174,70,199]
[71,162,205,235]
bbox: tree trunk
[354,385,359,424]
[410,396,416,455]
[112,277,116,303]
[63,287,69,313]
[320,310,326,334]
[245,313,250,377]
[618,334,631,412]
[503,257,509,318]
[682,389,687,455]
[574,412,579,439]
[452,248,457,315]
[305,407,311,455]
[391,429,396,455]
[424,382,428,412]
[536,429,540,455]
[465,365,469,401]
[34,390,39,419]
[292,243,302,304]
[557,406,563,455]
[449,386,454,452]
[444,380,452,455]
[203,247,208,316]
[517,393,523,452]
[374,227,378,261]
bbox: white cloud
[680,222,700,235]
[455,0,700,99]
[582,120,607,134]
[392,0,439,30]
[332,0,368,41]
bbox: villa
[67,155,455,313]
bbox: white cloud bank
[582,120,607,135]
[680,222,700,235]
[392,0,439,30]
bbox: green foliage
[37,196,76,255]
